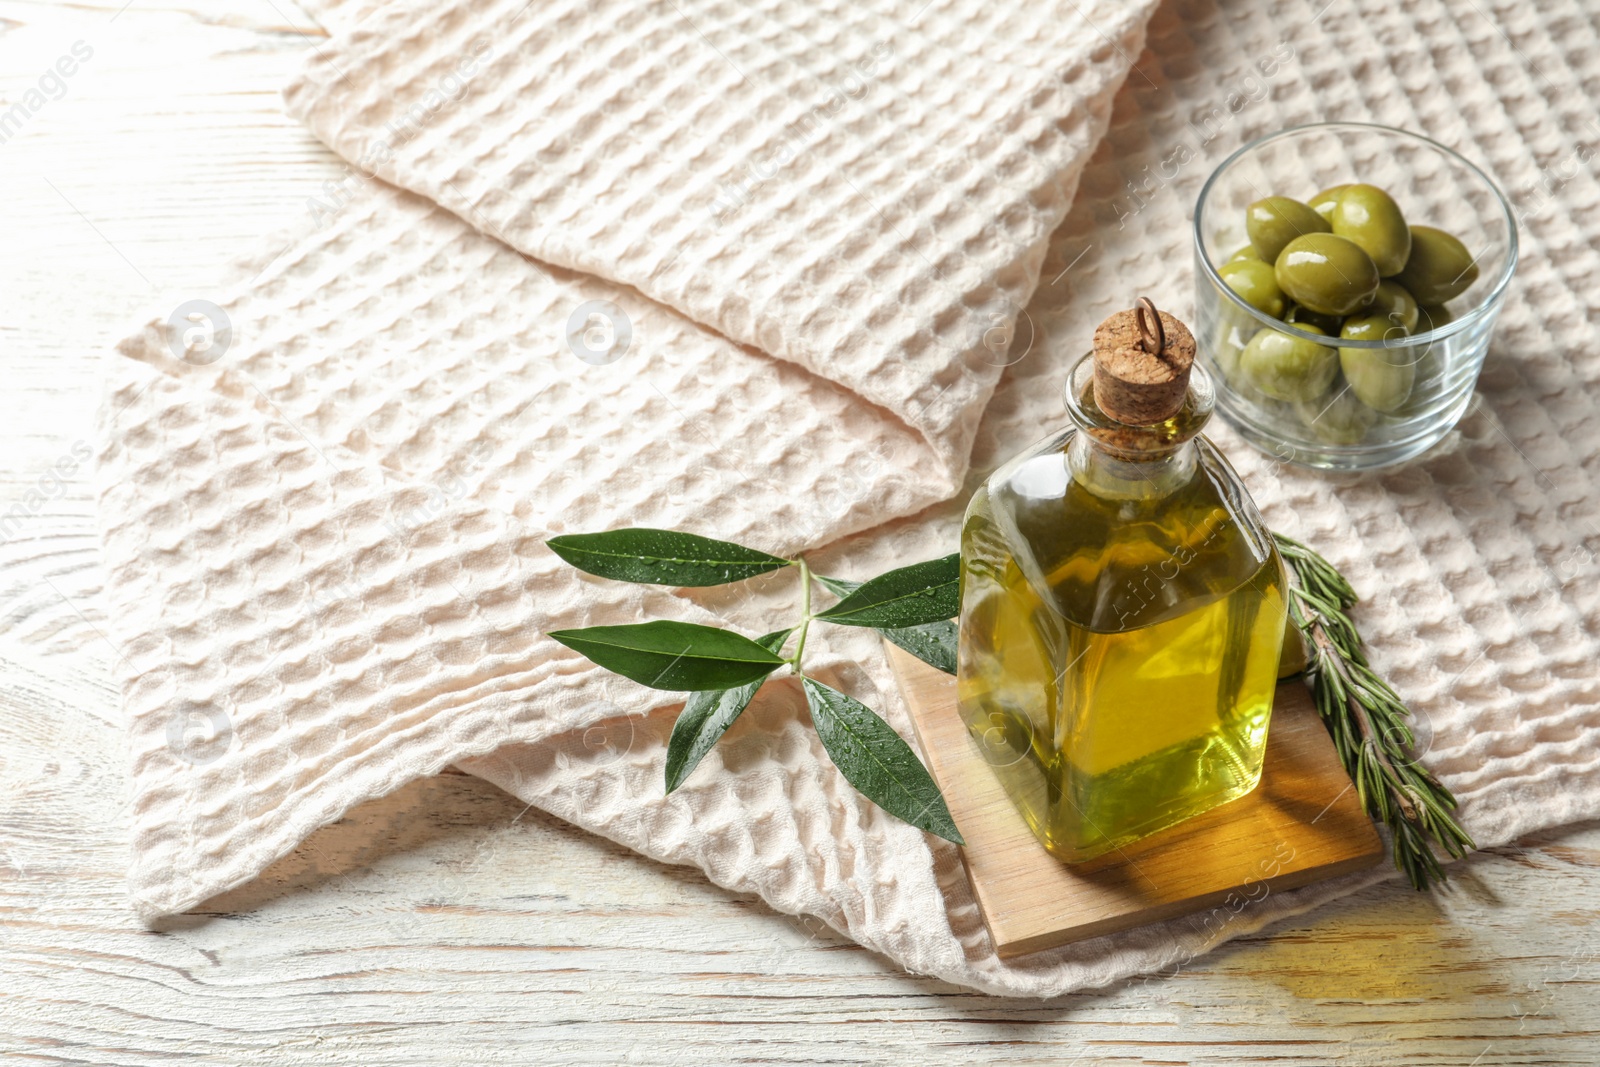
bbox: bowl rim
[1193,121,1520,349]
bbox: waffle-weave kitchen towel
[96,0,1600,997]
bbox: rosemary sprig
[1274,533,1476,889]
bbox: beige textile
[97,0,1600,995]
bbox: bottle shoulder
[962,432,1278,633]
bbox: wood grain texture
[886,645,1383,957]
[0,2,1597,1064]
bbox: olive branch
[544,529,963,844]
[1275,533,1475,888]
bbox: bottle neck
[1068,431,1199,500]
[1062,352,1215,502]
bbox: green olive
[1294,383,1377,444]
[1210,298,1262,386]
[1239,325,1338,403]
[1362,279,1420,332]
[1394,225,1479,304]
[1330,184,1411,276]
[1339,316,1415,413]
[1213,335,1243,386]
[1215,300,1260,349]
[1227,244,1262,263]
[1308,184,1351,222]
[1274,233,1380,315]
[1338,313,1409,345]
[1344,351,1420,415]
[1416,303,1455,332]
[1246,196,1331,262]
[1219,259,1286,318]
[1285,303,1344,335]
[1399,346,1445,416]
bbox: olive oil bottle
[957,301,1286,862]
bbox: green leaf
[547,528,791,587]
[548,621,785,691]
[664,629,792,793]
[881,619,957,675]
[814,554,959,629]
[817,574,958,675]
[814,574,860,600]
[801,677,963,844]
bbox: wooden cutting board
[885,643,1384,958]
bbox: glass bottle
[956,300,1286,862]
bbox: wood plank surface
[886,645,1384,957]
[0,2,1596,1064]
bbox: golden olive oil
[956,305,1286,861]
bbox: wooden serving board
[885,643,1384,958]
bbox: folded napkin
[97,0,1600,996]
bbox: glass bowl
[1193,123,1518,470]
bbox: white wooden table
[1,2,1596,1063]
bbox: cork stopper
[1091,298,1196,425]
